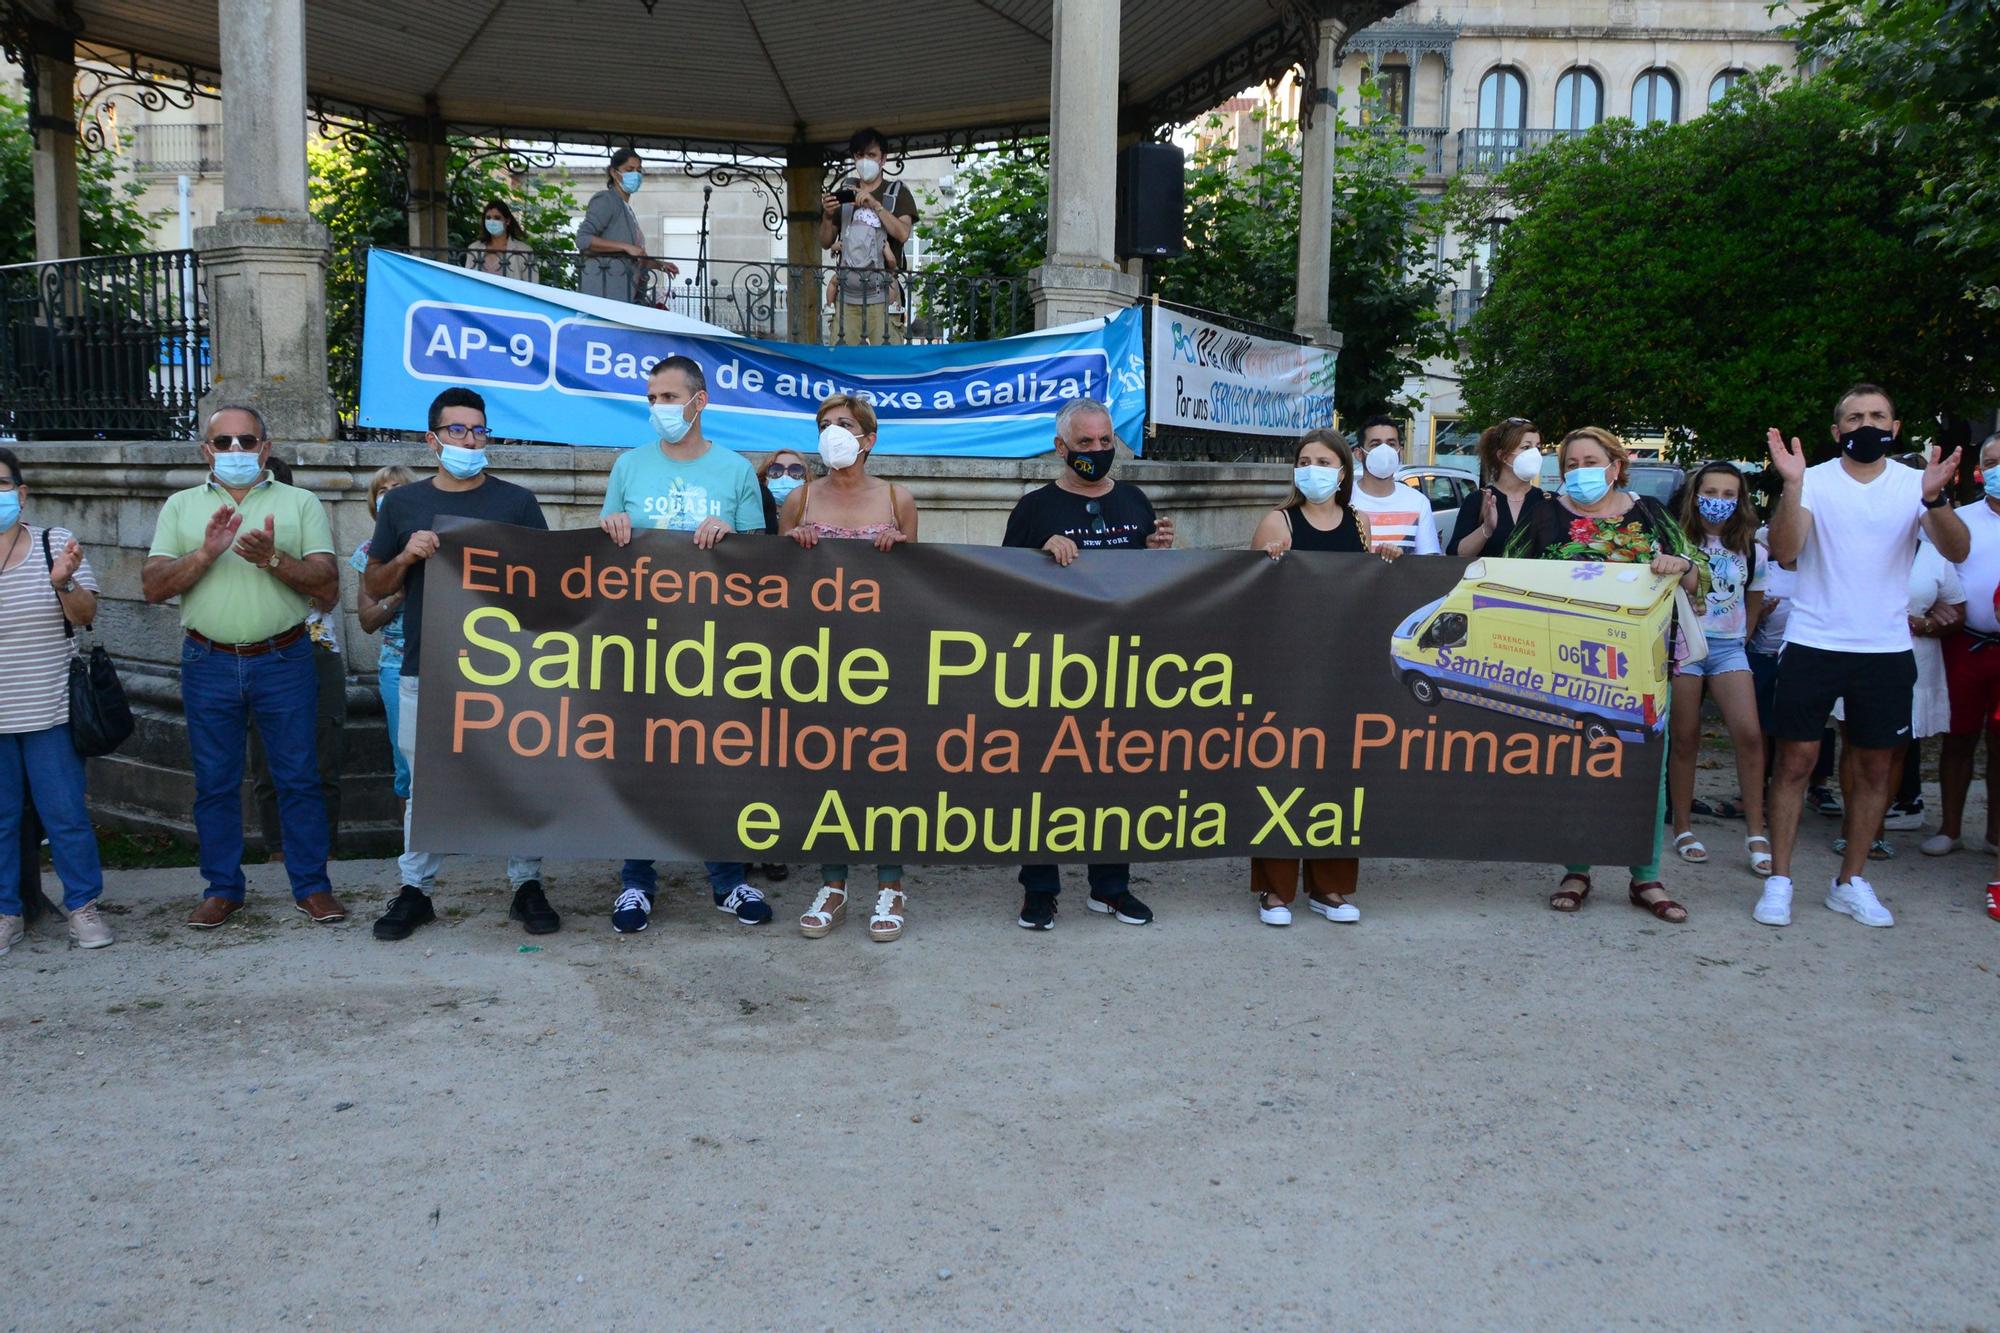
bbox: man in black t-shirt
[363,387,554,942]
[1001,398,1175,930]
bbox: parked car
[1394,463,1480,550]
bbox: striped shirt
[0,525,100,734]
[1350,483,1443,555]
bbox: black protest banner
[410,520,1675,865]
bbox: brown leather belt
[185,625,307,657]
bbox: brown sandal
[1550,873,1591,912]
[1628,880,1687,923]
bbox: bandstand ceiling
[19,0,1409,153]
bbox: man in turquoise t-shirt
[599,355,763,547]
[597,353,774,935]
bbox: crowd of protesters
[3,377,1996,957]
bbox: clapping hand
[233,514,277,567]
[1766,428,1807,484]
[201,505,243,559]
[49,537,83,588]
[1923,444,1963,502]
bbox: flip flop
[1673,831,1709,864]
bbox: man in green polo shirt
[143,404,346,930]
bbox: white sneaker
[66,902,113,949]
[1881,805,1925,832]
[1920,833,1960,857]
[1258,899,1292,927]
[1826,876,1894,927]
[1308,897,1360,923]
[0,914,22,956]
[1753,876,1793,927]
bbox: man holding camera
[817,128,919,346]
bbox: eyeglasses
[434,424,493,443]
[1084,500,1109,534]
[765,463,807,480]
[0,477,18,492]
[207,434,263,451]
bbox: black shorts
[1772,643,1917,749]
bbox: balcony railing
[1450,287,1484,330]
[1456,128,1574,175]
[1338,125,1448,176]
[130,123,224,177]
[0,250,210,440]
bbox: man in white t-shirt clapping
[1929,429,2000,858]
[1757,383,1967,928]
[1348,416,1442,556]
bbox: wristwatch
[265,550,281,569]
[57,576,78,594]
[1923,493,1950,509]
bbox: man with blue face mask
[576,146,677,303]
[364,387,554,941]
[598,355,772,935]
[143,405,344,930]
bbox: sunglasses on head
[207,434,262,451]
[765,463,807,480]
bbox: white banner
[1147,303,1338,437]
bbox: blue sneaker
[715,883,772,925]
[611,886,652,934]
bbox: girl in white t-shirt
[1668,463,1772,874]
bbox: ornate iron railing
[130,123,224,176]
[1450,287,1485,330]
[333,246,1026,436]
[0,250,209,440]
[1456,127,1574,175]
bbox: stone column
[29,24,81,262]
[196,0,335,441]
[1293,19,1348,350]
[1027,0,1141,329]
[406,101,450,250]
[784,140,826,343]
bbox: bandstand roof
[16,0,1406,155]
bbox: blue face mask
[650,402,693,444]
[1562,465,1611,505]
[484,217,506,237]
[1293,465,1342,504]
[766,475,804,504]
[1984,471,2000,502]
[212,452,264,488]
[1697,495,1738,525]
[437,444,488,480]
[0,491,19,532]
[620,170,643,195]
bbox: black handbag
[41,528,134,757]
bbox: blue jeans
[378,657,411,800]
[621,860,748,898]
[182,633,330,903]
[1018,863,1129,898]
[398,674,540,894]
[0,723,103,916]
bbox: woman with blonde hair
[1507,426,1707,923]
[784,395,920,940]
[350,464,419,810]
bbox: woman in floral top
[1506,427,1707,924]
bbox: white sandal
[1745,835,1773,876]
[1672,831,1709,864]
[868,887,906,942]
[800,886,846,938]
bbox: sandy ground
[3,779,1999,1331]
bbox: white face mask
[1364,442,1400,479]
[854,157,883,183]
[1510,447,1543,483]
[819,423,862,470]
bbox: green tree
[0,91,156,264]
[1794,0,2000,311]
[916,143,1047,340]
[1449,75,2000,460]
[310,131,577,413]
[922,112,1453,424]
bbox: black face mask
[1066,449,1114,483]
[1840,425,1894,464]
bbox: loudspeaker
[1115,142,1185,259]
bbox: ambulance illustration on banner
[1389,558,1677,745]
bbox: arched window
[1553,68,1603,132]
[1478,67,1527,129]
[1708,68,1748,107]
[1632,69,1680,127]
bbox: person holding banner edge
[1002,398,1173,930]
[600,355,774,934]
[783,394,920,941]
[1248,428,1397,926]
[364,388,556,941]
[1506,426,1706,923]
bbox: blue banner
[358,250,1149,458]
